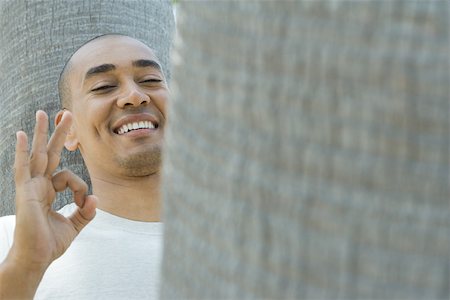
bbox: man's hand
[0,110,97,299]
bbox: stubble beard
[115,145,162,177]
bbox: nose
[116,83,149,108]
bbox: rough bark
[161,2,449,299]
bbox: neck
[90,172,161,222]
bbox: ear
[55,110,79,151]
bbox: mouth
[113,115,160,135]
[115,120,159,135]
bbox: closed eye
[141,79,162,83]
[91,85,116,92]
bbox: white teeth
[148,121,155,129]
[117,121,156,134]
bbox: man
[0,34,168,299]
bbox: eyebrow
[132,59,162,71]
[84,59,162,81]
[85,64,116,79]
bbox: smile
[117,121,156,135]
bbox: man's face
[66,35,169,178]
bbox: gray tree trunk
[0,0,174,216]
[161,1,449,299]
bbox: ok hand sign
[0,110,97,299]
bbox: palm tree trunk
[161,2,449,299]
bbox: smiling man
[60,34,167,221]
[0,34,168,299]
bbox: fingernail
[16,131,24,140]
[62,110,70,121]
[36,110,44,120]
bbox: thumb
[69,195,97,233]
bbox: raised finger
[14,131,30,185]
[51,169,88,207]
[29,110,49,177]
[45,111,72,176]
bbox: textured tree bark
[0,0,174,216]
[161,2,449,299]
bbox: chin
[116,149,162,177]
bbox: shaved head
[58,34,159,110]
[58,60,73,109]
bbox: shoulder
[0,215,16,262]
[0,215,16,237]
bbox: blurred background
[161,2,449,299]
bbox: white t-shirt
[0,203,163,300]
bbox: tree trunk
[0,0,174,216]
[161,2,449,299]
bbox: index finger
[51,169,88,207]
[45,111,73,175]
